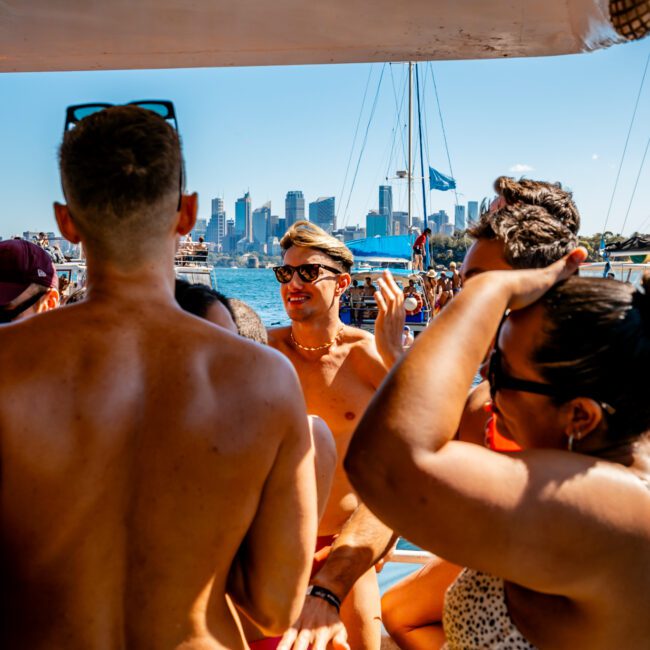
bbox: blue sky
[0,38,649,240]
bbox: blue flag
[429,167,456,192]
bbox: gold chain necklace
[290,325,344,352]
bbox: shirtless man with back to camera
[0,105,318,650]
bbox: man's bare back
[1,105,317,650]
[1,294,315,650]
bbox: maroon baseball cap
[0,240,58,307]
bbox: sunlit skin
[271,247,394,536]
[383,238,561,650]
[348,252,650,650]
[490,306,567,448]
[460,238,512,283]
[0,189,318,650]
[204,300,238,333]
[269,245,403,650]
[2,284,60,323]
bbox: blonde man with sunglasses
[264,221,404,650]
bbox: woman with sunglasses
[346,248,650,649]
[381,175,583,649]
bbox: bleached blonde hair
[281,221,353,272]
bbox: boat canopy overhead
[1,0,647,74]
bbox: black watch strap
[306,584,342,613]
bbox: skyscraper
[366,210,389,237]
[308,196,336,233]
[252,201,271,245]
[454,204,466,232]
[235,192,252,241]
[206,197,226,245]
[429,210,449,234]
[285,191,305,227]
[467,201,479,226]
[392,211,408,235]
[379,185,393,220]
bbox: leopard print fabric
[442,569,536,649]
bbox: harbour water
[213,268,290,327]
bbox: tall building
[308,196,336,233]
[429,210,449,234]
[252,201,271,245]
[454,204,466,232]
[276,217,287,239]
[235,192,252,241]
[269,213,280,239]
[366,210,389,237]
[285,191,305,227]
[222,219,236,253]
[467,201,479,226]
[206,197,226,245]
[392,211,408,235]
[378,185,393,227]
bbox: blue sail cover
[347,235,412,260]
[429,166,456,191]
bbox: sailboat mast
[408,61,413,230]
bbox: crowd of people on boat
[1,104,649,650]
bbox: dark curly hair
[469,176,580,268]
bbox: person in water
[0,105,318,650]
[347,250,650,649]
[267,221,403,650]
[381,175,583,649]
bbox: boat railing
[175,244,210,267]
[388,549,433,564]
[340,291,433,329]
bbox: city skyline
[1,39,649,241]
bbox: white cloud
[592,153,599,160]
[508,163,534,173]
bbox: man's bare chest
[292,355,376,431]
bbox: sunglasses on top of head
[273,263,342,284]
[64,100,178,133]
[62,100,184,211]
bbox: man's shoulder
[267,325,291,349]
[340,326,376,357]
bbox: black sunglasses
[0,289,47,324]
[488,345,568,400]
[273,263,342,284]
[63,100,183,211]
[488,320,616,415]
[64,100,178,133]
